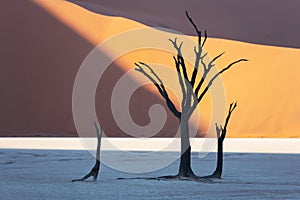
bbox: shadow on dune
[68,0,300,49]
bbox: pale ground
[1,138,300,153]
[0,139,300,199]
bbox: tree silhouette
[135,11,247,180]
[72,122,102,182]
[203,102,237,179]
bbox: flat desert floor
[1,148,299,199]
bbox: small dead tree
[134,11,247,180]
[203,102,237,179]
[72,122,103,182]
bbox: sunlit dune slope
[0,0,299,138]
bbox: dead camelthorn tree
[72,122,103,182]
[134,11,247,181]
[203,102,237,179]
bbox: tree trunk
[72,123,102,182]
[178,117,195,177]
[210,137,223,178]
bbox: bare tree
[134,11,247,180]
[72,122,103,182]
[203,102,237,179]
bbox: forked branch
[219,102,237,141]
[169,38,189,83]
[194,52,225,97]
[197,59,248,103]
[186,11,208,88]
[202,102,237,179]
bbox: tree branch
[215,123,222,139]
[202,30,208,47]
[220,102,237,141]
[194,52,225,96]
[208,52,225,70]
[169,38,189,82]
[186,11,208,88]
[197,59,248,103]
[173,56,187,110]
[135,63,165,96]
[135,62,181,119]
[185,11,204,46]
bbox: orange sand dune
[1,0,300,138]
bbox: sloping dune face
[1,0,300,138]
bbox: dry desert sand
[1,0,300,138]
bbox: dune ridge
[69,0,300,49]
